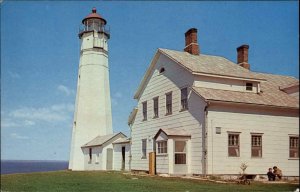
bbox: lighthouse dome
[82,8,107,25]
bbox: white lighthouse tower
[69,8,113,170]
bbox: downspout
[203,101,209,177]
[128,123,132,171]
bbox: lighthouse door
[106,148,113,170]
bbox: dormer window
[246,83,253,91]
[159,67,165,74]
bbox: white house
[129,28,299,177]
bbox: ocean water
[1,160,69,174]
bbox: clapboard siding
[206,104,299,176]
[131,54,206,174]
[156,155,169,173]
[113,144,130,171]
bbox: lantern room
[79,8,110,39]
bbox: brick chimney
[237,44,250,70]
[184,28,199,55]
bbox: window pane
[142,102,147,120]
[166,93,172,114]
[289,137,299,158]
[181,88,187,99]
[228,134,239,157]
[251,135,262,157]
[157,141,167,154]
[153,97,159,117]
[175,141,186,152]
[142,139,147,157]
[246,83,253,91]
[181,88,188,110]
[175,154,186,164]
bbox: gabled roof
[192,73,299,109]
[81,132,126,148]
[134,48,298,109]
[154,128,191,140]
[134,48,265,99]
[159,49,265,80]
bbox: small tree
[240,162,248,175]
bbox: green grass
[1,171,299,192]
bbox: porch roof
[154,128,191,140]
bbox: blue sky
[1,1,299,160]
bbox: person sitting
[273,166,282,180]
[267,168,275,181]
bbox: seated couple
[267,166,282,181]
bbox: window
[142,139,147,158]
[166,92,172,115]
[175,141,186,164]
[181,87,188,110]
[159,67,165,74]
[89,148,92,163]
[153,97,159,118]
[289,136,299,158]
[246,83,253,91]
[228,134,240,157]
[142,101,147,121]
[95,153,99,164]
[251,135,262,158]
[157,141,167,154]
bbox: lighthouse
[69,8,113,170]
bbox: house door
[106,148,113,170]
[174,140,188,174]
[121,146,125,170]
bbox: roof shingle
[159,48,264,80]
[82,133,126,148]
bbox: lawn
[1,171,299,192]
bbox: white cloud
[111,92,123,107]
[1,118,36,128]
[57,85,75,96]
[111,98,118,106]
[24,120,35,126]
[9,103,74,123]
[8,71,21,79]
[1,119,19,128]
[10,133,29,140]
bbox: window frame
[289,136,299,159]
[157,140,168,154]
[251,134,263,158]
[174,140,187,164]
[180,87,188,111]
[142,101,147,121]
[141,139,147,159]
[165,92,172,115]
[246,82,253,91]
[153,97,159,118]
[228,133,240,157]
